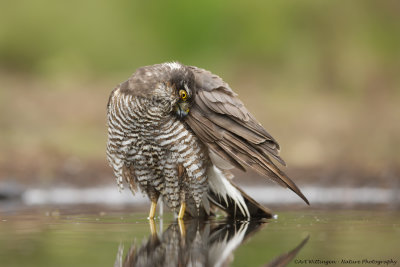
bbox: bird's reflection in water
[114,219,309,267]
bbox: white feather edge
[164,62,182,70]
[207,165,250,218]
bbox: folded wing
[185,66,309,205]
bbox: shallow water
[0,207,399,267]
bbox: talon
[148,201,157,219]
[177,202,186,220]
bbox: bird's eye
[179,89,188,101]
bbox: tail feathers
[208,180,274,219]
[230,182,274,219]
[207,166,274,219]
[208,166,249,217]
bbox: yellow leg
[148,201,157,219]
[177,202,186,219]
[178,217,186,239]
[177,202,186,239]
[149,218,157,237]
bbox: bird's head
[119,62,196,119]
[165,62,195,120]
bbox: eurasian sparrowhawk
[106,62,309,219]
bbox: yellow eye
[179,89,188,100]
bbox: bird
[106,62,309,220]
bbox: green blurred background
[1,0,399,188]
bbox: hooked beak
[175,102,190,119]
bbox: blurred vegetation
[1,1,400,80]
[0,0,399,185]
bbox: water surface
[0,207,399,266]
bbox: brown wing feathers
[186,107,246,171]
[186,66,309,205]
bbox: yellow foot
[148,201,157,219]
[177,202,186,220]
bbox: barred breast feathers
[156,119,209,208]
[107,85,209,209]
[107,87,132,191]
[107,87,162,191]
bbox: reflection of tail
[208,221,263,266]
[206,166,274,219]
[264,235,310,267]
